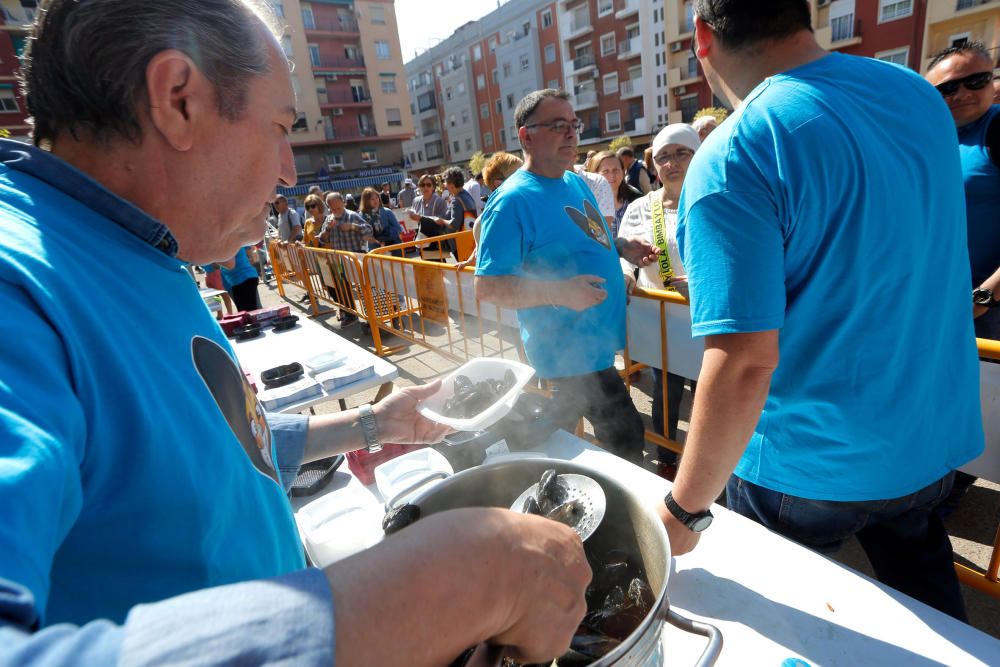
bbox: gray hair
[514,88,570,129]
[21,0,281,147]
[327,192,344,203]
[691,116,718,133]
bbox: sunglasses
[420,183,434,188]
[935,71,993,97]
[307,204,320,209]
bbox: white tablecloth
[232,315,398,412]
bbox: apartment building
[812,0,928,69]
[0,0,34,142]
[275,0,415,194]
[403,0,673,173]
[921,0,1000,72]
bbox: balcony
[615,0,639,18]
[571,53,596,72]
[565,18,593,39]
[957,0,995,10]
[319,90,372,107]
[312,56,366,72]
[580,127,602,141]
[620,78,643,99]
[623,117,646,134]
[668,66,702,88]
[618,37,641,60]
[572,90,599,110]
[322,127,378,144]
[305,18,360,35]
[830,16,862,48]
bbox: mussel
[382,503,421,535]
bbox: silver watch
[358,403,382,453]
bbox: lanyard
[650,193,675,290]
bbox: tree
[693,107,729,124]
[608,135,632,153]
[468,151,486,176]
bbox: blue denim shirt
[0,139,333,666]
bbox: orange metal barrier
[268,239,311,297]
[956,337,1000,600]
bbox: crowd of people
[0,0,996,665]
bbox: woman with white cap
[618,123,702,459]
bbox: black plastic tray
[291,455,344,497]
[234,323,262,340]
[272,315,300,331]
[261,362,304,388]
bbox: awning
[278,171,406,197]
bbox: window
[548,79,559,89]
[0,89,18,112]
[605,110,621,133]
[492,68,498,83]
[950,32,971,48]
[476,74,486,89]
[281,36,294,58]
[506,93,515,109]
[417,91,436,112]
[544,44,556,64]
[445,86,453,101]
[457,82,465,94]
[370,5,385,24]
[292,112,308,133]
[473,44,482,61]
[449,114,456,127]
[461,109,469,124]
[386,108,402,126]
[831,14,854,42]
[301,7,315,29]
[875,46,909,67]
[598,0,613,15]
[465,138,473,151]
[484,131,493,146]
[684,1,694,33]
[687,54,698,79]
[308,44,320,66]
[600,33,616,56]
[503,62,512,77]
[879,0,912,22]
[381,79,397,94]
[375,41,390,59]
[270,1,285,18]
[520,54,530,71]
[489,37,497,52]
[453,140,460,153]
[679,94,698,123]
[361,148,378,164]
[603,72,619,95]
[480,103,489,119]
[496,99,503,114]
[499,128,506,145]
[542,9,553,28]
[326,152,344,168]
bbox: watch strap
[664,491,713,532]
[358,403,382,453]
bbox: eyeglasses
[653,149,695,166]
[935,71,993,97]
[306,204,320,209]
[524,119,583,135]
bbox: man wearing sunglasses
[926,42,1000,340]
[662,0,982,623]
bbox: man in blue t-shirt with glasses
[658,0,983,622]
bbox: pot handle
[663,607,723,667]
[383,471,450,512]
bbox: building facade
[274,0,415,195]
[921,0,1000,72]
[0,0,34,142]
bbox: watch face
[690,514,713,532]
[974,288,993,306]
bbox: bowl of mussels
[417,357,536,432]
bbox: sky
[395,0,506,64]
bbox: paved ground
[258,280,1000,640]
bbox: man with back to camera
[0,2,592,664]
[474,89,659,465]
[658,0,983,622]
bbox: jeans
[650,369,696,464]
[549,367,646,464]
[726,472,967,622]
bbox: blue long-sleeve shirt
[0,139,334,666]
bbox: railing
[957,0,991,10]
[618,37,640,58]
[580,127,601,140]
[569,19,592,34]
[572,53,595,70]
[573,90,598,108]
[620,78,643,97]
[314,56,365,70]
[831,15,858,42]
[321,90,372,104]
[308,18,360,33]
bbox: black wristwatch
[973,287,997,308]
[664,491,714,533]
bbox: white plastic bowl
[374,448,453,505]
[417,357,536,432]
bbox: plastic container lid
[417,357,536,432]
[303,351,347,375]
[295,486,384,567]
[373,447,453,504]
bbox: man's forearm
[475,275,558,309]
[302,409,367,463]
[671,335,777,513]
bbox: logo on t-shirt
[565,200,611,250]
[190,336,278,484]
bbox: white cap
[404,178,414,185]
[652,123,701,158]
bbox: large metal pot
[408,457,723,666]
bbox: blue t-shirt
[678,53,984,501]
[476,169,626,379]
[220,246,260,290]
[959,104,1000,285]
[0,144,305,626]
